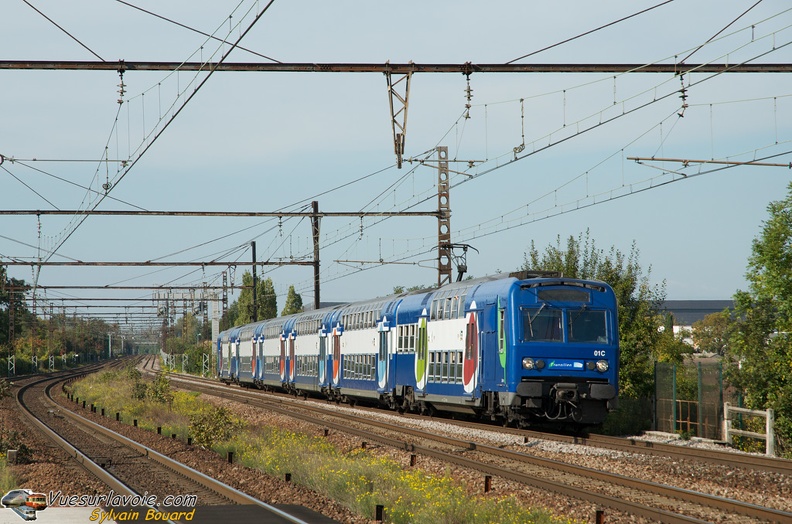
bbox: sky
[2,1,792,329]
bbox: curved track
[16,360,316,524]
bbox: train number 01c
[593,350,606,357]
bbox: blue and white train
[217,271,619,427]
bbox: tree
[281,285,303,316]
[0,272,33,352]
[692,310,733,355]
[523,230,671,398]
[224,272,278,327]
[725,182,792,456]
[393,284,430,295]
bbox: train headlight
[522,357,535,370]
[596,360,609,372]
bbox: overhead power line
[114,0,280,63]
[507,0,675,64]
[21,0,104,61]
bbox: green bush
[189,407,244,448]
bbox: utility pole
[251,241,257,322]
[312,201,321,309]
[222,271,228,318]
[436,146,452,287]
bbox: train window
[498,308,506,351]
[522,307,563,342]
[537,288,590,303]
[567,310,607,343]
[397,324,417,353]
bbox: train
[2,489,47,516]
[216,271,619,427]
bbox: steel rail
[230,387,792,523]
[168,374,779,523]
[518,429,792,477]
[186,382,707,523]
[43,369,312,524]
[16,369,137,498]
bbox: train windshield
[522,306,607,343]
[568,309,607,343]
[522,306,562,342]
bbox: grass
[0,464,16,493]
[67,366,578,524]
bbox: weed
[71,369,576,524]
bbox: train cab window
[522,307,562,342]
[567,309,607,343]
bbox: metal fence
[655,360,725,440]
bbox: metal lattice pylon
[386,65,412,169]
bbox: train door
[318,329,327,385]
[230,339,238,380]
[415,309,429,391]
[377,316,390,391]
[253,335,261,380]
[288,331,296,382]
[463,301,479,394]
[331,324,342,386]
[279,333,286,382]
[229,330,239,380]
[497,297,507,384]
[216,337,225,378]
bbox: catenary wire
[506,0,675,64]
[115,0,281,63]
[21,0,105,61]
[680,0,764,64]
[39,1,276,269]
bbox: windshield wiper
[527,303,546,338]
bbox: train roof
[216,271,612,338]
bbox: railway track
[153,362,791,523]
[15,361,320,524]
[515,428,792,477]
